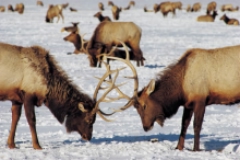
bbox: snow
[0,0,240,159]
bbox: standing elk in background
[61,22,79,33]
[94,12,111,22]
[45,4,64,23]
[98,2,104,11]
[70,7,77,12]
[191,2,201,12]
[159,2,176,17]
[15,3,24,14]
[112,44,240,151]
[206,1,217,15]
[123,1,135,10]
[86,21,144,67]
[8,4,14,12]
[172,1,182,10]
[108,1,114,6]
[37,1,44,7]
[221,4,239,12]
[197,10,218,22]
[0,42,132,149]
[220,14,239,26]
[0,6,5,12]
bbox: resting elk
[86,21,145,67]
[112,44,240,151]
[220,14,239,26]
[0,42,129,149]
[63,31,85,54]
[197,10,218,22]
[45,4,64,23]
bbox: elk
[112,44,240,151]
[191,2,201,12]
[111,5,121,20]
[94,12,111,22]
[86,21,144,67]
[221,4,239,12]
[62,3,69,9]
[206,1,217,15]
[8,5,14,12]
[159,2,176,17]
[0,42,132,149]
[143,6,154,12]
[37,1,44,7]
[63,31,85,54]
[14,3,24,14]
[123,1,135,10]
[0,6,5,12]
[172,1,182,10]
[220,14,239,26]
[45,4,64,23]
[98,2,104,11]
[197,10,218,22]
[186,4,191,12]
[61,22,79,33]
[70,7,77,12]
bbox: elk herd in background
[0,0,240,152]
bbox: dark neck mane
[44,54,94,123]
[152,57,187,118]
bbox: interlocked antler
[92,41,139,121]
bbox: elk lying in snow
[112,44,240,151]
[86,21,144,67]
[0,42,130,149]
[62,3,69,9]
[37,1,44,7]
[61,22,79,33]
[191,2,201,12]
[15,3,24,14]
[221,4,239,12]
[197,10,218,22]
[98,2,104,11]
[70,7,77,12]
[94,12,111,22]
[206,1,217,15]
[0,6,5,12]
[220,14,239,26]
[143,6,154,12]
[63,31,85,54]
[45,4,64,23]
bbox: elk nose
[82,134,92,141]
[143,126,150,132]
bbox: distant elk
[15,3,24,14]
[0,6,5,12]
[86,21,145,67]
[94,11,111,22]
[221,4,239,12]
[197,10,218,22]
[98,2,104,11]
[220,14,239,26]
[191,2,201,12]
[8,4,14,12]
[159,2,176,17]
[172,1,182,10]
[143,6,154,12]
[70,7,77,12]
[45,4,64,23]
[61,22,79,33]
[206,1,217,15]
[111,44,240,151]
[123,1,135,10]
[62,3,69,9]
[186,4,191,12]
[0,42,129,149]
[110,4,121,20]
[37,1,44,7]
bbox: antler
[92,41,139,121]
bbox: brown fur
[37,1,44,7]
[61,22,79,33]
[8,4,14,12]
[63,31,83,54]
[220,14,239,26]
[15,3,24,14]
[197,10,218,22]
[98,2,104,11]
[111,5,121,20]
[159,2,176,17]
[62,3,69,9]
[191,2,201,12]
[94,12,111,22]
[0,6,5,12]
[221,4,239,12]
[46,4,64,23]
[0,42,97,149]
[86,21,144,67]
[133,44,240,151]
[206,1,217,15]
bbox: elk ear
[145,79,155,95]
[78,103,88,112]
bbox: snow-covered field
[0,0,240,159]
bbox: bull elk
[159,2,176,17]
[0,42,136,149]
[8,4,14,12]
[61,22,79,33]
[112,44,240,151]
[220,14,239,26]
[0,6,5,12]
[86,21,145,67]
[45,4,64,23]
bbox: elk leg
[7,101,23,149]
[193,101,206,151]
[176,107,193,150]
[23,94,42,149]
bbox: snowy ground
[0,0,240,159]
